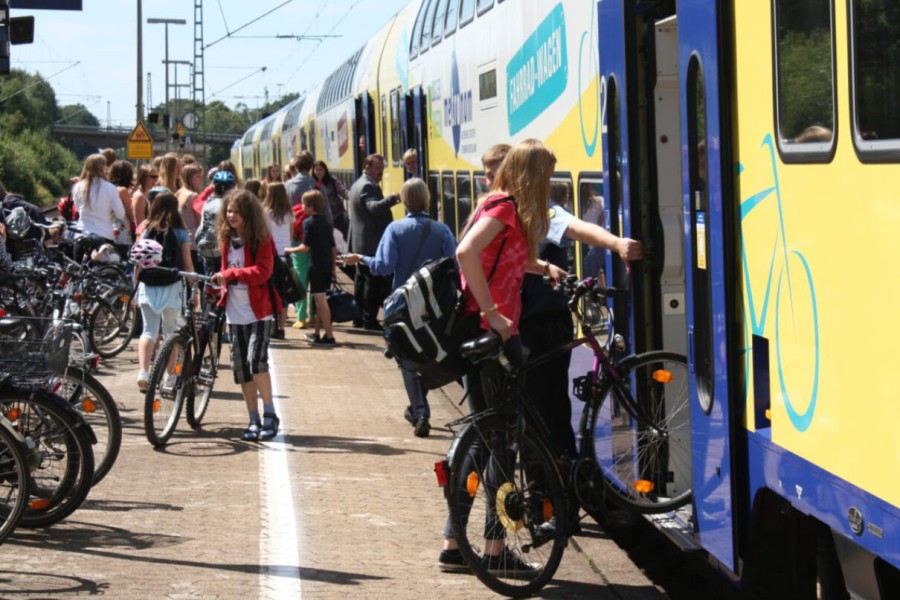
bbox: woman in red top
[441,138,566,571]
[210,190,282,441]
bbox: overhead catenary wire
[282,0,366,88]
[0,61,82,104]
[206,0,296,50]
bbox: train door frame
[408,86,429,188]
[354,93,376,178]
[677,0,740,572]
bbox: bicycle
[438,275,689,597]
[0,416,30,545]
[144,271,226,447]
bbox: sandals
[241,421,261,441]
[259,414,280,441]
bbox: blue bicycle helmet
[212,170,236,196]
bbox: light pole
[147,17,186,152]
[136,0,142,124]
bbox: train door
[354,93,376,178]
[409,86,429,191]
[678,1,738,571]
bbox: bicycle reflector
[434,460,449,487]
[82,398,97,413]
[0,307,5,317]
[652,369,674,383]
[467,471,480,498]
[634,480,655,494]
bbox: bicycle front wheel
[144,334,190,447]
[88,291,136,359]
[185,326,219,429]
[586,351,692,514]
[446,414,568,598]
[0,424,29,544]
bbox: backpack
[381,196,513,389]
[272,254,306,304]
[139,227,183,286]
[196,198,222,258]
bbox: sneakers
[241,421,261,441]
[311,336,336,347]
[137,370,150,391]
[403,406,415,426]
[481,548,540,576]
[304,332,320,343]
[414,417,430,438]
[437,548,469,573]
[292,319,306,329]
[260,414,280,440]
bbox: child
[288,193,311,329]
[285,190,336,346]
[263,182,294,339]
[209,189,282,441]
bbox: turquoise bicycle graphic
[740,133,820,432]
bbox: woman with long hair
[158,153,181,193]
[72,153,127,243]
[176,162,205,271]
[132,164,159,226]
[263,182,293,338]
[107,160,137,247]
[260,163,282,199]
[209,190,281,441]
[133,191,194,390]
[312,160,349,240]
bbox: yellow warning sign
[176,122,185,138]
[126,121,153,160]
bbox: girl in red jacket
[210,189,282,441]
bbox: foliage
[777,29,834,140]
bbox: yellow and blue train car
[237,1,900,596]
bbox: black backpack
[139,227,184,287]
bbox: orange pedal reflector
[633,479,655,494]
[5,409,20,421]
[174,363,182,375]
[82,398,97,413]
[466,471,480,498]
[652,369,674,383]
[29,499,51,510]
[543,499,554,521]
[119,295,129,303]
[153,399,161,412]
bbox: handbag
[327,279,361,323]
[273,255,306,304]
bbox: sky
[10,0,412,128]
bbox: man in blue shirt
[345,178,455,436]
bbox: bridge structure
[52,124,240,151]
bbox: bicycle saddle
[459,333,502,363]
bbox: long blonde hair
[79,154,108,210]
[263,182,291,225]
[216,189,270,253]
[479,139,555,260]
[158,153,180,192]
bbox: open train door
[354,93,376,178]
[409,86,430,216]
[677,0,738,571]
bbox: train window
[473,170,489,197]
[849,0,900,159]
[420,0,440,52]
[444,0,459,37]
[441,171,457,235]
[430,0,449,48]
[459,0,476,27]
[381,94,388,158]
[577,176,606,280]
[410,0,428,58]
[549,175,576,272]
[390,89,402,165]
[428,171,441,221]
[456,172,472,230]
[773,0,836,161]
[479,68,497,101]
[477,0,493,15]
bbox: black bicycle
[440,276,690,597]
[144,272,225,447]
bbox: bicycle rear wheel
[50,368,122,485]
[185,326,219,429]
[144,334,190,447]
[0,388,95,528]
[585,351,692,514]
[446,414,568,598]
[0,424,29,544]
[88,291,136,359]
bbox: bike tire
[144,333,190,447]
[0,424,29,544]
[0,388,95,528]
[585,351,692,514]
[446,413,568,598]
[88,292,136,359]
[51,368,122,485]
[185,326,218,429]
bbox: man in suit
[348,154,400,329]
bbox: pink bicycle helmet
[130,238,164,269]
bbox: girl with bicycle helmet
[195,170,236,275]
[132,191,195,391]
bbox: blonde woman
[158,153,181,193]
[72,153,127,243]
[263,182,293,338]
[107,159,137,245]
[132,164,159,226]
[176,162,205,269]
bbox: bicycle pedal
[572,374,593,402]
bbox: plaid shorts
[229,321,272,384]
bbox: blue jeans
[401,368,429,421]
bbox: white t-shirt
[74,179,126,241]
[224,243,273,325]
[265,211,292,255]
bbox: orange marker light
[652,369,674,383]
[4,408,20,421]
[82,398,97,413]
[153,399,161,413]
[466,471,480,498]
[174,363,182,375]
[542,499,554,521]
[29,499,51,510]
[119,295,129,303]
[633,479,655,494]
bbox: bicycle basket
[0,319,73,381]
[581,294,613,348]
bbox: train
[233,1,900,598]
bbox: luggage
[272,255,306,304]
[327,280,360,323]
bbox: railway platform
[0,322,669,599]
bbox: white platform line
[259,359,302,599]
